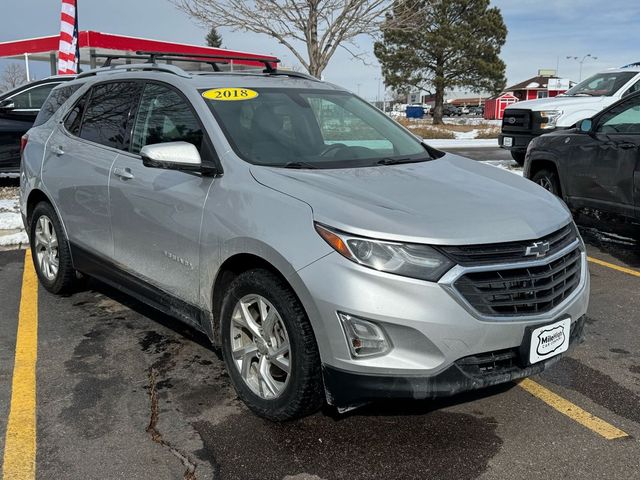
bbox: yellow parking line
[2,250,38,480]
[588,256,640,278]
[519,378,628,440]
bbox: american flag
[57,0,80,74]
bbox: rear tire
[29,202,78,294]
[220,268,324,421]
[511,150,526,166]
[531,169,561,197]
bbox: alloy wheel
[34,215,59,281]
[230,294,291,399]
[536,176,554,192]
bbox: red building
[505,73,570,101]
[484,93,518,120]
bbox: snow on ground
[0,196,26,248]
[443,117,501,127]
[427,138,498,148]
[0,211,24,230]
[453,129,478,140]
[0,231,28,247]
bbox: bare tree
[174,0,415,78]
[0,64,27,92]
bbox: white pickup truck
[499,64,640,164]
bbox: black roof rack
[87,51,320,81]
[620,62,640,69]
[92,51,280,73]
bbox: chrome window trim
[438,239,586,322]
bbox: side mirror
[0,99,15,111]
[140,141,203,172]
[578,118,593,133]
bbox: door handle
[113,167,135,180]
[50,145,64,156]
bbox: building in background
[504,69,573,101]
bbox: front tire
[511,150,526,166]
[29,202,77,294]
[531,168,561,197]
[220,269,323,421]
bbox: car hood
[250,154,571,245]
[506,96,608,111]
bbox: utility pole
[566,54,598,82]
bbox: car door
[0,81,62,170]
[42,81,142,259]
[564,95,640,217]
[109,82,215,307]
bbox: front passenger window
[598,99,640,134]
[131,83,203,154]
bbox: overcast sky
[2,0,639,100]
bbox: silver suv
[20,54,590,420]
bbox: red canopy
[0,30,278,74]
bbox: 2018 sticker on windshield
[202,88,258,101]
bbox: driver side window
[597,98,640,134]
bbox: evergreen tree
[375,0,507,124]
[206,26,223,48]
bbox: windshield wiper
[377,157,428,166]
[281,161,317,169]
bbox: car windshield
[563,72,637,97]
[203,88,430,168]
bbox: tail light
[20,134,28,157]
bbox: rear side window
[79,82,141,150]
[64,91,89,136]
[131,83,203,154]
[33,83,82,127]
[9,83,59,109]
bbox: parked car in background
[21,57,589,421]
[460,106,470,115]
[0,76,74,172]
[500,63,640,165]
[525,91,640,235]
[469,106,485,116]
[432,105,462,117]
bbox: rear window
[79,82,141,150]
[33,83,82,127]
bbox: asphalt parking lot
[2,168,640,480]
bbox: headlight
[315,223,454,282]
[539,110,563,129]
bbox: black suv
[0,76,74,172]
[524,92,640,232]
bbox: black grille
[501,109,531,132]
[440,223,577,266]
[454,248,582,316]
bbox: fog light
[338,313,390,358]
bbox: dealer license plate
[529,318,571,364]
[503,136,513,147]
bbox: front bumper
[323,316,585,407]
[499,132,537,152]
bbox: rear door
[109,81,215,306]
[43,81,142,258]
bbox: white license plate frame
[527,318,571,365]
